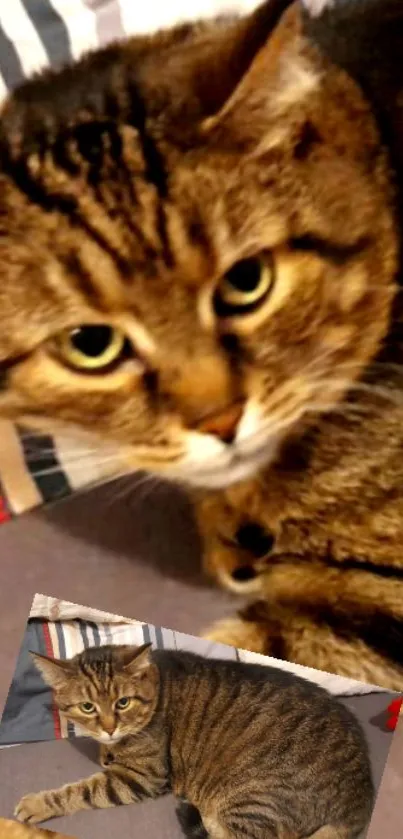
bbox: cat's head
[0,1,398,489]
[31,644,157,743]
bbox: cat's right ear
[30,651,72,689]
[121,643,153,674]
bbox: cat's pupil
[225,259,261,293]
[70,326,113,358]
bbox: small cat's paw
[14,792,54,824]
[203,616,266,654]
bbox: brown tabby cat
[0,818,75,839]
[15,644,374,839]
[0,0,402,687]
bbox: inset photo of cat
[0,595,401,839]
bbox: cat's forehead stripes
[74,647,120,697]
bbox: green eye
[54,324,130,373]
[115,697,130,710]
[214,256,274,317]
[80,701,96,714]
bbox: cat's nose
[102,720,116,736]
[195,401,244,444]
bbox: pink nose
[195,401,244,444]
[102,720,116,736]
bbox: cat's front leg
[204,560,403,690]
[15,767,156,824]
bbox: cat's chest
[216,419,403,565]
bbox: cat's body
[16,644,374,839]
[0,1,403,687]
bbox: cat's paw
[205,522,275,595]
[203,616,266,654]
[14,792,54,824]
[99,744,115,768]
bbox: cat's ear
[121,643,153,674]
[194,0,297,118]
[30,651,72,689]
[147,1,305,125]
[196,0,319,145]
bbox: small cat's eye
[115,697,130,710]
[214,256,274,317]
[80,701,96,714]
[53,325,129,373]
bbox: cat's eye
[115,697,130,710]
[53,325,130,373]
[214,256,274,317]
[80,701,96,714]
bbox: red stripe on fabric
[42,621,62,740]
[0,495,11,523]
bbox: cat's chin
[179,460,265,489]
[174,444,278,490]
[168,408,282,489]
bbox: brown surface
[366,717,403,839]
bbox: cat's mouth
[95,732,124,744]
[176,434,279,489]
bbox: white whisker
[28,454,124,481]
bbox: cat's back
[153,648,367,747]
[155,650,373,835]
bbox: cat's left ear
[121,643,153,674]
[30,651,73,689]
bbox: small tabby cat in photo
[15,643,374,839]
[0,0,403,687]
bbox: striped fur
[200,368,403,690]
[16,645,374,839]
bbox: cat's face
[0,3,398,489]
[32,644,157,744]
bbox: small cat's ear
[30,651,72,689]
[121,643,153,674]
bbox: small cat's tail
[175,800,209,839]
